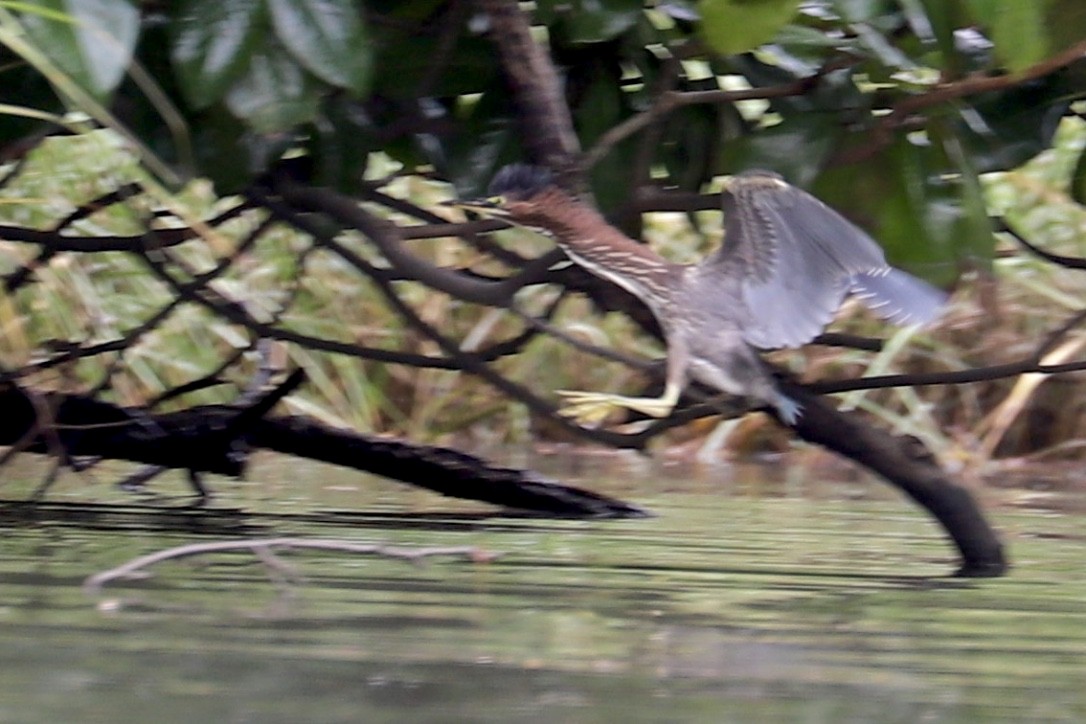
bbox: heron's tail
[850,268,947,326]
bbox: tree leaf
[955,79,1069,174]
[537,0,643,44]
[1072,144,1086,207]
[224,42,321,133]
[190,107,293,192]
[814,132,993,285]
[19,0,139,99]
[371,34,498,99]
[267,0,371,94]
[831,0,897,23]
[698,0,802,55]
[309,95,375,192]
[170,0,264,109]
[722,115,839,188]
[966,0,1047,73]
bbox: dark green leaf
[661,103,739,193]
[1071,145,1086,206]
[721,114,839,188]
[538,0,643,43]
[170,0,264,109]
[934,120,994,269]
[831,0,897,23]
[814,132,993,284]
[699,0,802,55]
[955,80,1069,173]
[1046,0,1086,64]
[371,34,499,100]
[20,0,139,99]
[268,0,371,94]
[308,96,374,192]
[966,0,1047,72]
[224,42,321,132]
[190,107,292,192]
[964,0,1086,73]
[439,92,520,197]
[0,61,64,142]
[915,0,970,71]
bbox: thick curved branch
[0,381,646,518]
[473,0,581,178]
[781,382,1006,576]
[262,180,555,307]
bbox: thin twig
[999,217,1086,271]
[833,40,1086,166]
[84,538,496,594]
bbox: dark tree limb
[779,382,1007,577]
[252,415,646,518]
[473,0,581,177]
[0,201,251,255]
[0,381,646,519]
[999,217,1086,270]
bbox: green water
[0,453,1083,722]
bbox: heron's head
[444,164,558,221]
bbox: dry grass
[2,120,1085,466]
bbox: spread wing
[707,172,945,349]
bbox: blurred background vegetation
[1,0,1085,470]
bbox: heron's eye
[487,195,506,206]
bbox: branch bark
[473,0,581,180]
[781,382,1007,577]
[0,380,646,519]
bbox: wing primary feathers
[709,171,948,347]
[850,268,948,326]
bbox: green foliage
[170,0,265,109]
[2,1,1086,447]
[537,0,643,43]
[266,0,371,94]
[698,0,802,55]
[19,0,139,99]
[965,0,1086,72]
[1,1,1081,273]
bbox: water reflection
[0,452,1084,722]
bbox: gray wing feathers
[850,268,948,326]
[738,209,851,349]
[716,179,945,349]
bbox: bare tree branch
[473,0,581,179]
[84,539,496,595]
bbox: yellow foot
[557,390,677,426]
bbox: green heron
[450,165,946,425]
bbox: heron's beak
[441,197,511,218]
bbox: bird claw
[557,389,677,426]
[556,390,625,426]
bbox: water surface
[0,453,1083,722]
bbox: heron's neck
[520,191,679,287]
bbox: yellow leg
[557,382,682,425]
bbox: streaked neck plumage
[510,188,681,305]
